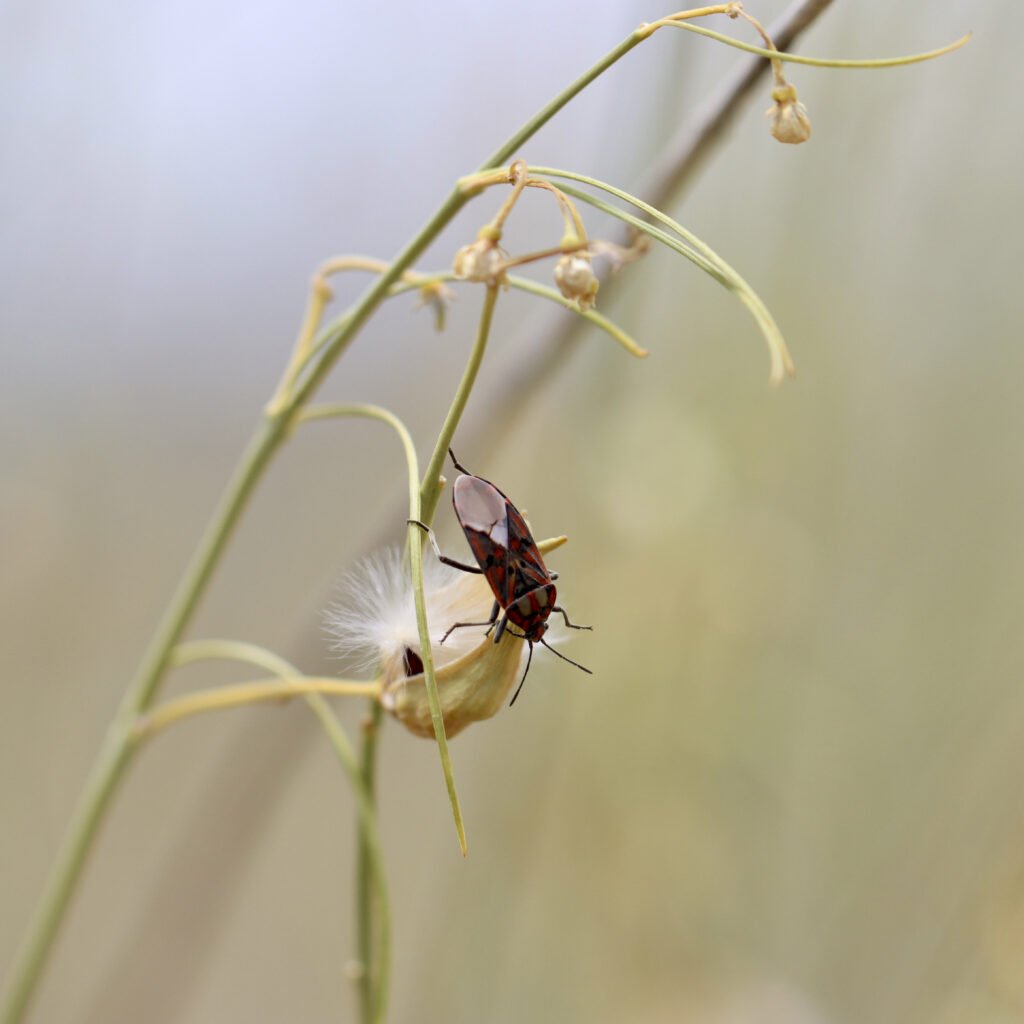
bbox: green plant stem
[504,276,647,357]
[477,33,644,170]
[0,20,689,1022]
[290,190,469,405]
[357,700,384,1024]
[162,642,392,1024]
[297,400,467,1002]
[659,19,971,67]
[299,402,466,857]
[131,417,290,712]
[450,0,837,470]
[169,637,300,671]
[407,475,466,854]
[133,677,381,739]
[0,721,135,1024]
[419,285,500,526]
[402,286,504,859]
[0,414,287,1024]
[318,266,645,358]
[0,281,445,1024]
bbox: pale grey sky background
[3,2,1023,1022]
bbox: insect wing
[453,475,508,545]
[504,502,551,597]
[505,581,557,640]
[453,475,515,606]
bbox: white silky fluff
[324,547,496,675]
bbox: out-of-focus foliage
[2,2,1019,1022]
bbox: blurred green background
[3,2,1022,1022]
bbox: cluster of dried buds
[452,161,644,313]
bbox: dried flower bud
[590,236,648,271]
[767,83,811,144]
[553,252,599,311]
[453,238,506,286]
[414,280,456,331]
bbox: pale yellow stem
[637,4,737,39]
[498,241,589,272]
[525,180,588,241]
[134,677,382,742]
[267,256,439,414]
[481,159,530,239]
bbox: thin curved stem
[298,401,467,857]
[356,699,384,1023]
[531,167,793,382]
[483,160,529,237]
[654,19,971,67]
[297,256,446,361]
[477,33,645,170]
[419,285,501,527]
[0,722,135,1024]
[297,402,419,482]
[154,643,392,1024]
[401,287,504,857]
[505,275,648,358]
[0,413,288,1024]
[305,266,643,359]
[296,402,468,1021]
[169,638,304,675]
[267,275,335,415]
[305,404,424,1017]
[134,677,381,740]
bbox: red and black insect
[411,449,591,705]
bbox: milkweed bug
[410,449,592,705]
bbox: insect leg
[509,641,534,706]
[483,601,501,638]
[440,602,500,645]
[407,519,483,575]
[552,605,593,631]
[440,620,494,644]
[492,611,509,644]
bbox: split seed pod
[326,536,568,738]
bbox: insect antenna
[508,641,534,707]
[448,447,472,476]
[539,637,592,675]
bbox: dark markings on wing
[464,526,516,607]
[505,503,550,597]
[453,470,552,610]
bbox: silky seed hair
[324,546,508,676]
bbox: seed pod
[381,535,570,737]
